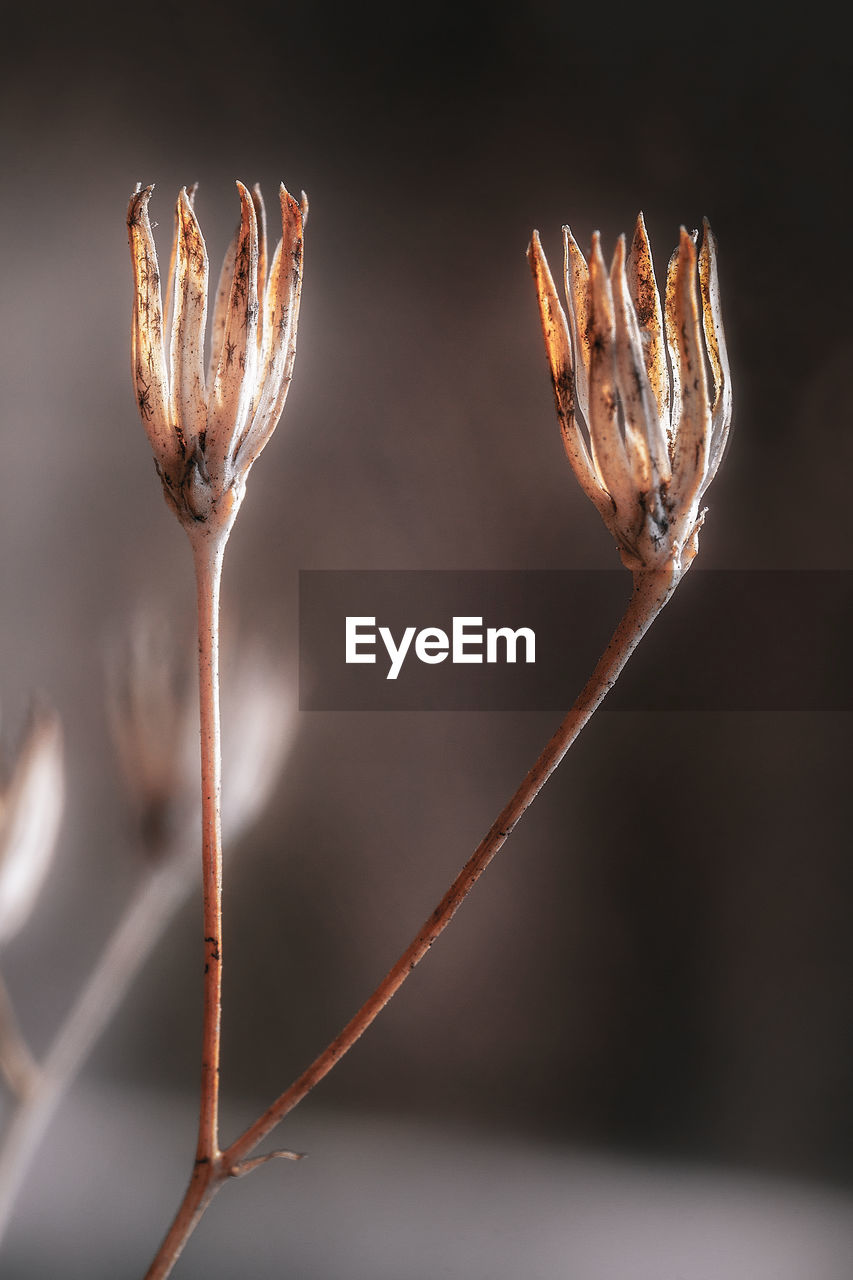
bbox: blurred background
[1,4,852,1275]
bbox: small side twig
[228,1151,305,1179]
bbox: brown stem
[191,531,228,1168]
[143,530,229,1280]
[143,566,677,1278]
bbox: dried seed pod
[529,216,732,574]
[127,181,306,539]
[107,615,296,855]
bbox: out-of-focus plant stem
[0,854,195,1244]
[0,973,38,1101]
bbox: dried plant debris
[128,182,307,537]
[529,216,732,574]
[107,615,296,855]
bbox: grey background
[1,4,852,1275]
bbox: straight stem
[191,532,227,1168]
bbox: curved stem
[143,566,678,1278]
[0,854,195,1244]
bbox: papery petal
[587,233,633,511]
[528,232,605,511]
[665,228,711,515]
[251,184,268,358]
[165,183,197,348]
[0,708,63,946]
[236,184,305,471]
[206,218,238,394]
[610,235,671,493]
[626,213,670,435]
[127,186,176,473]
[698,219,733,490]
[562,226,591,424]
[169,189,209,456]
[205,182,259,481]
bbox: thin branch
[143,566,679,1279]
[141,531,229,1280]
[0,855,195,1243]
[0,972,38,1102]
[191,531,228,1168]
[228,1151,305,1179]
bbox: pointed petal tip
[235,181,256,213]
[678,225,698,260]
[127,184,154,227]
[277,183,301,220]
[609,233,626,276]
[632,211,649,246]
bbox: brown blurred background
[1,3,852,1275]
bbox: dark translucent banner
[298,571,852,711]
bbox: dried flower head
[529,216,732,575]
[0,707,64,947]
[127,181,306,540]
[107,615,295,855]
[106,615,199,855]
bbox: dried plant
[128,181,306,540]
[126,182,307,1277]
[106,613,200,856]
[129,210,732,1279]
[528,215,731,580]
